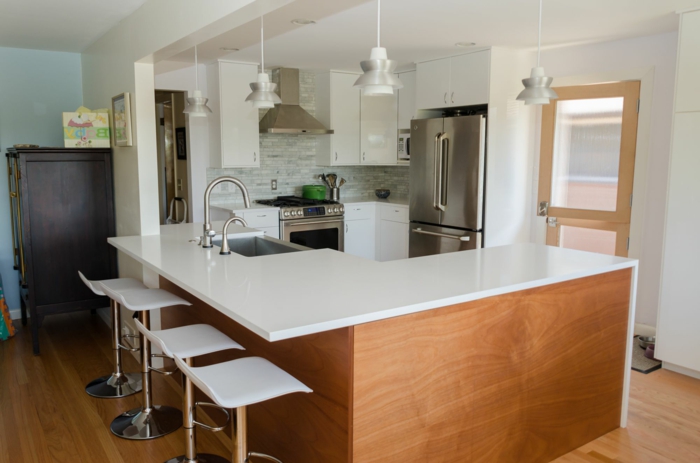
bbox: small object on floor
[638,335,655,349]
[0,274,16,341]
[632,336,661,374]
[644,344,657,360]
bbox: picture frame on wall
[176,127,187,160]
[111,92,133,147]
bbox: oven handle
[286,219,344,226]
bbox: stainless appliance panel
[409,118,444,225]
[440,115,485,230]
[280,216,344,251]
[409,222,479,258]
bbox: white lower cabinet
[379,219,409,262]
[345,219,375,260]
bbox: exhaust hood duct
[258,68,334,134]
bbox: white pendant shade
[354,0,403,96]
[246,16,282,108]
[183,45,212,116]
[516,0,557,105]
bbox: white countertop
[211,202,278,213]
[109,223,637,342]
[342,195,409,206]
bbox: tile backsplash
[207,71,409,204]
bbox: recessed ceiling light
[455,42,476,48]
[220,47,239,52]
[291,18,316,26]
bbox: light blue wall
[0,47,83,313]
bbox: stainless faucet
[219,216,249,255]
[202,176,251,248]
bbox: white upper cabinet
[416,58,451,110]
[315,72,361,166]
[416,50,490,109]
[360,91,398,164]
[207,61,260,168]
[397,71,416,130]
[449,51,490,107]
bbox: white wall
[0,47,83,314]
[535,32,678,327]
[155,63,210,223]
[81,0,293,283]
[485,47,537,247]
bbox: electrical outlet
[271,179,277,190]
[177,178,182,191]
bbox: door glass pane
[559,225,616,256]
[550,97,624,211]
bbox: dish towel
[0,274,16,341]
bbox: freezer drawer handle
[412,228,470,241]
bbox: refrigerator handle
[437,133,449,212]
[412,227,470,242]
[433,133,442,211]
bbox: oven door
[280,217,344,251]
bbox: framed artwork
[111,92,133,147]
[175,127,187,160]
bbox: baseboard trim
[663,362,700,380]
[9,308,24,320]
[634,323,656,337]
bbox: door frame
[533,67,655,262]
[546,218,631,257]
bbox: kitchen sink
[211,235,309,257]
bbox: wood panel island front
[109,223,638,463]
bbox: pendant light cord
[537,0,542,67]
[194,45,199,91]
[377,0,381,47]
[261,16,265,72]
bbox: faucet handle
[205,229,216,237]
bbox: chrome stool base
[110,405,182,440]
[85,372,142,398]
[164,454,230,463]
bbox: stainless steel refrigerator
[409,115,486,258]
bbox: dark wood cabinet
[6,148,117,354]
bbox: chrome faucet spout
[202,176,251,248]
[219,216,249,255]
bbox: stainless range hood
[258,68,333,134]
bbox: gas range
[256,196,345,221]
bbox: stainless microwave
[398,129,410,160]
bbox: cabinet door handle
[346,223,348,233]
[254,152,257,162]
[335,152,338,161]
[451,92,454,104]
[444,92,447,104]
[363,152,366,161]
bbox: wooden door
[538,81,640,257]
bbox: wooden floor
[1,312,699,463]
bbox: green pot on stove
[302,185,326,200]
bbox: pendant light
[516,0,558,105]
[183,45,213,117]
[245,16,282,109]
[354,0,403,96]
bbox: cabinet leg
[20,297,27,326]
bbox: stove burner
[256,196,339,208]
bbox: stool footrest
[119,334,140,352]
[247,452,283,463]
[148,354,178,376]
[193,402,230,432]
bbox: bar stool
[172,354,312,463]
[78,271,144,398]
[133,318,244,463]
[99,284,195,440]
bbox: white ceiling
[0,0,147,52]
[164,0,698,73]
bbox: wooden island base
[160,268,632,463]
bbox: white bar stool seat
[134,319,245,463]
[173,355,312,463]
[78,271,144,399]
[99,284,194,441]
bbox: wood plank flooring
[1,312,699,462]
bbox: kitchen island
[109,223,637,463]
